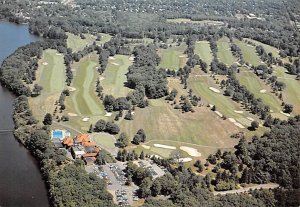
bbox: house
[83,157,96,165]
[82,153,98,158]
[71,146,86,159]
[63,136,74,147]
[74,134,90,145]
[84,146,101,154]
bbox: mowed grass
[244,38,280,58]
[67,32,112,52]
[67,53,105,116]
[29,49,66,119]
[101,55,133,97]
[119,97,239,150]
[166,19,224,26]
[217,37,237,66]
[274,66,300,114]
[93,133,116,152]
[195,41,213,64]
[158,43,187,71]
[234,39,261,66]
[236,67,284,118]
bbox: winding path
[213,183,279,195]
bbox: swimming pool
[52,130,63,139]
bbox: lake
[0,22,49,207]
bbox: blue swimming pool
[52,130,63,139]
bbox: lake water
[0,22,49,207]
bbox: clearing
[101,55,133,97]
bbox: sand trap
[270,110,274,112]
[247,117,254,121]
[99,77,105,81]
[82,117,90,122]
[141,145,150,149]
[209,87,220,93]
[228,118,237,123]
[112,62,119,66]
[68,113,78,117]
[56,53,63,56]
[179,55,186,57]
[215,111,223,117]
[129,56,135,61]
[109,57,115,60]
[105,112,112,117]
[68,86,76,92]
[260,89,267,93]
[153,144,176,150]
[71,69,76,72]
[180,146,201,157]
[42,62,48,66]
[280,111,291,117]
[178,157,193,162]
[234,122,245,129]
[131,111,135,115]
[234,110,244,114]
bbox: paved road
[213,183,280,195]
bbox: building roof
[84,146,101,153]
[76,134,90,143]
[63,136,74,146]
[82,153,98,158]
[82,141,97,147]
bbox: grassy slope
[195,41,213,65]
[29,49,66,119]
[217,37,237,66]
[158,43,187,71]
[244,38,280,58]
[101,55,133,97]
[234,39,261,66]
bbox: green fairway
[93,133,116,152]
[217,37,237,66]
[234,39,261,66]
[236,67,283,115]
[38,49,66,93]
[273,66,300,114]
[195,41,213,65]
[69,53,105,116]
[67,32,112,52]
[158,43,187,71]
[244,38,280,58]
[101,55,133,97]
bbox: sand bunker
[56,53,63,56]
[129,56,135,61]
[141,145,150,149]
[104,112,112,117]
[260,89,267,93]
[178,158,193,162]
[131,111,135,115]
[215,111,223,117]
[68,86,76,92]
[234,122,245,129]
[42,62,48,66]
[280,111,291,117]
[234,110,244,114]
[71,69,76,72]
[228,118,236,123]
[99,77,105,81]
[247,117,254,121]
[153,144,176,150]
[82,117,90,122]
[179,55,186,57]
[180,146,201,157]
[112,62,120,66]
[209,87,221,93]
[109,57,115,60]
[68,113,78,117]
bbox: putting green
[101,55,133,97]
[195,41,213,65]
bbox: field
[244,38,280,58]
[234,39,261,66]
[194,41,213,64]
[236,67,285,119]
[67,32,112,52]
[217,37,237,66]
[273,66,300,114]
[166,18,224,26]
[158,43,187,71]
[29,49,66,120]
[101,55,133,97]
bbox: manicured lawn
[158,43,187,71]
[234,39,262,66]
[29,49,66,120]
[217,37,237,66]
[195,41,213,65]
[67,32,112,52]
[273,66,300,114]
[93,133,116,152]
[244,38,280,58]
[101,55,133,97]
[236,67,284,117]
[68,53,105,116]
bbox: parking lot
[135,160,165,179]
